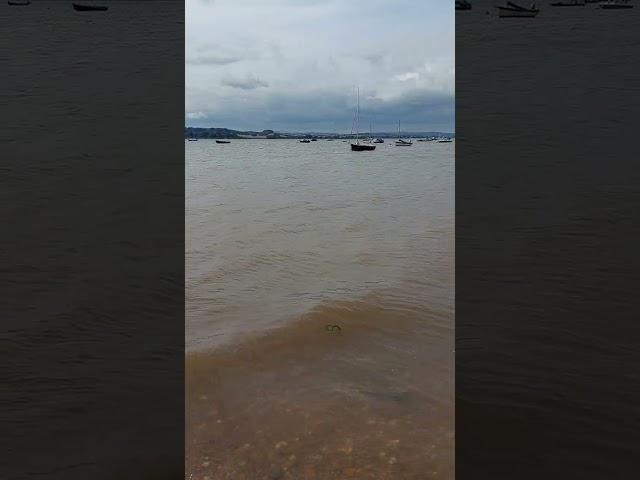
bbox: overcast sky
[186,0,454,133]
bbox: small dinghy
[73,3,109,11]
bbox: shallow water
[186,139,454,478]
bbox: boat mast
[356,87,360,144]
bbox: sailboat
[365,121,374,143]
[395,121,412,146]
[370,116,384,143]
[599,0,633,8]
[350,88,376,151]
[496,2,539,17]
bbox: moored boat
[73,3,109,11]
[351,143,376,151]
[216,140,231,144]
[395,121,412,146]
[299,139,310,143]
[8,1,31,6]
[599,0,633,8]
[350,88,376,151]
[497,1,539,17]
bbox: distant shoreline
[185,126,454,140]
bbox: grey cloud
[221,75,269,90]
[364,53,385,66]
[187,54,242,66]
[187,87,453,133]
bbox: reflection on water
[457,3,640,478]
[186,140,454,478]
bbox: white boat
[395,121,412,146]
[497,1,539,17]
[599,0,633,8]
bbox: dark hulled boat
[350,88,375,152]
[8,1,31,5]
[73,3,109,11]
[216,140,230,144]
[351,143,376,151]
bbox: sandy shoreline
[186,298,454,479]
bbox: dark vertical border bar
[456,2,640,478]
[2,2,185,479]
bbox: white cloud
[186,111,207,120]
[394,72,420,82]
[221,74,268,90]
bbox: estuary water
[186,139,454,479]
